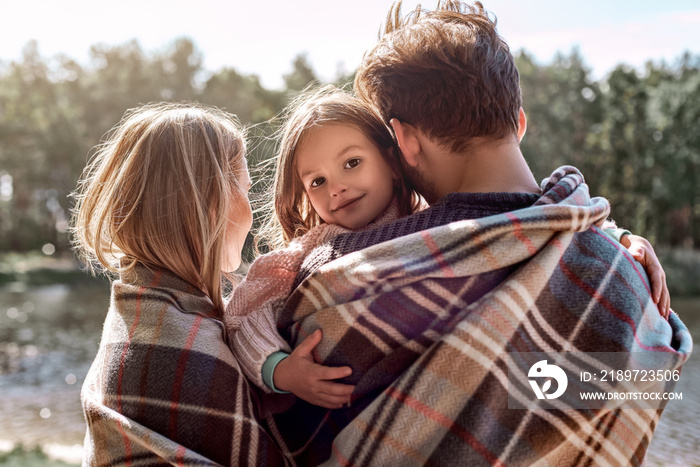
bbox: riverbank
[0,253,106,288]
[0,443,80,466]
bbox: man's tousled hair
[355,0,522,153]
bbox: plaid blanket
[81,266,287,466]
[266,166,693,466]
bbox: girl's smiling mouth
[332,195,365,212]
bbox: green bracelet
[603,228,632,243]
[261,351,291,394]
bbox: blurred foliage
[657,247,700,297]
[0,39,322,261]
[0,38,699,260]
[517,49,700,247]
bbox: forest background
[0,37,699,293]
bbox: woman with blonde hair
[72,102,285,466]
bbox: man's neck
[456,140,540,194]
[425,136,540,197]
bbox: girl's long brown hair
[71,102,248,313]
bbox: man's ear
[390,118,420,167]
[517,107,527,142]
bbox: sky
[2,0,699,90]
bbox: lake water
[0,283,698,466]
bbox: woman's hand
[273,329,355,408]
[621,234,671,319]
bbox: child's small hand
[273,329,355,409]
[621,234,670,319]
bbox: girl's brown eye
[310,177,325,188]
[345,158,361,169]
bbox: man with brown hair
[355,0,538,205]
[266,2,690,465]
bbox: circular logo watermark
[528,360,568,400]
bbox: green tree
[594,65,656,238]
[644,54,700,246]
[153,37,203,101]
[283,54,318,92]
[0,42,79,251]
[201,68,283,124]
[517,49,603,183]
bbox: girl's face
[295,123,395,230]
[223,167,253,271]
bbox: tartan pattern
[81,267,288,466]
[267,166,693,466]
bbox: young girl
[225,86,670,410]
[225,86,422,408]
[72,103,285,465]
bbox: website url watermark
[580,391,683,401]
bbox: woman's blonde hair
[258,85,419,251]
[72,102,248,313]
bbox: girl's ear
[390,118,420,167]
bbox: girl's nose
[330,182,347,197]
